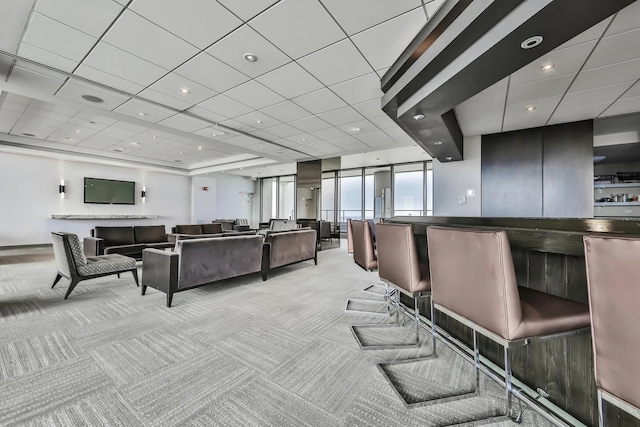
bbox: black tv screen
[84,177,135,205]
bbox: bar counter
[385,216,640,427]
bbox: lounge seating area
[83,225,174,260]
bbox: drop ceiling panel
[73,64,145,94]
[622,81,640,98]
[330,72,383,105]
[206,26,290,78]
[2,101,28,114]
[250,0,344,59]
[509,40,597,86]
[352,99,385,118]
[600,95,640,117]
[11,124,56,139]
[604,1,640,37]
[130,0,242,49]
[570,58,640,92]
[28,100,79,116]
[256,62,324,99]
[297,39,374,86]
[186,106,229,124]
[18,43,78,73]
[502,111,552,132]
[35,0,123,38]
[455,85,507,136]
[174,52,250,93]
[217,0,279,21]
[113,99,176,123]
[309,126,347,140]
[81,42,168,87]
[102,11,198,70]
[337,119,376,135]
[261,123,302,138]
[22,12,97,62]
[507,74,575,105]
[77,136,120,149]
[260,101,310,122]
[558,18,610,49]
[321,0,421,36]
[0,0,33,53]
[351,8,426,70]
[369,114,398,129]
[219,118,257,133]
[73,112,118,126]
[158,113,210,132]
[292,88,348,114]
[8,66,65,95]
[504,95,562,119]
[588,27,640,69]
[560,81,634,110]
[548,102,611,125]
[233,111,281,129]
[289,116,332,132]
[328,135,367,150]
[56,80,130,110]
[139,73,217,108]
[196,94,253,118]
[317,107,365,126]
[192,127,234,140]
[0,110,22,133]
[224,80,284,109]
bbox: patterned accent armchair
[51,232,139,299]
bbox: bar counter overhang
[385,216,640,427]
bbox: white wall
[0,151,191,246]
[191,173,257,227]
[433,135,482,216]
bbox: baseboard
[0,243,52,251]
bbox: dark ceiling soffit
[382,0,634,163]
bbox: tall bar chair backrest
[376,223,429,294]
[584,235,640,419]
[352,220,377,271]
[427,226,523,340]
[347,218,354,254]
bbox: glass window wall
[278,175,296,220]
[339,169,363,222]
[393,163,424,216]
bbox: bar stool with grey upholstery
[584,235,640,426]
[351,223,434,350]
[427,226,591,421]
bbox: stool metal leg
[473,330,481,391]
[431,296,437,357]
[597,389,605,427]
[414,296,420,345]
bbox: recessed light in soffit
[521,36,543,49]
[244,53,258,62]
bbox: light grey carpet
[0,244,553,426]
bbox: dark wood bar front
[386,216,640,427]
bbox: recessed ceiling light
[541,64,554,71]
[352,127,360,132]
[138,112,147,116]
[276,152,284,156]
[90,121,96,124]
[526,106,536,111]
[244,53,258,62]
[257,172,261,175]
[114,148,125,152]
[222,170,225,173]
[81,94,104,103]
[22,133,36,137]
[434,141,443,145]
[75,129,80,133]
[521,35,543,49]
[259,147,265,150]
[240,168,243,170]
[180,151,184,154]
[198,146,202,150]
[130,142,140,146]
[175,160,182,163]
[64,138,72,141]
[375,158,380,161]
[445,156,453,161]
[256,120,262,124]
[152,135,157,139]
[164,155,169,158]
[413,114,425,120]
[302,138,307,142]
[180,88,190,94]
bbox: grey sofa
[141,235,264,307]
[84,225,173,260]
[261,229,317,280]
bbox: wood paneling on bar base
[389,216,640,427]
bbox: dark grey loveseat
[261,228,317,280]
[141,235,264,307]
[84,225,174,260]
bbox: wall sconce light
[59,180,65,199]
[141,186,146,202]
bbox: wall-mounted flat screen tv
[84,177,136,205]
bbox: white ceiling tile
[0,0,33,54]
[217,0,278,21]
[321,0,421,36]
[507,74,575,105]
[139,73,217,109]
[187,105,229,123]
[23,12,96,62]
[18,43,78,73]
[289,116,332,132]
[558,18,611,49]
[260,101,310,122]
[327,135,367,150]
[81,42,168,87]
[368,114,398,129]
[158,113,210,132]
[256,62,323,99]
[261,123,301,138]
[46,134,81,145]
[67,117,112,131]
[354,129,392,147]
[351,8,426,70]
[224,80,285,109]
[352,99,385,118]
[383,126,413,143]
[621,81,640,98]
[337,119,376,135]
[455,86,505,136]
[502,111,552,132]
[5,94,32,105]
[73,64,144,94]
[2,101,28,114]
[317,107,365,126]
[35,0,123,38]
[292,88,348,114]
[224,135,256,147]
[586,28,640,70]
[73,112,118,126]
[233,111,281,129]
[504,95,562,119]
[309,126,347,140]
[196,94,253,118]
[113,99,176,123]
[287,133,320,144]
[10,125,56,139]
[0,110,22,133]
[570,58,640,92]
[297,39,373,86]
[600,95,640,117]
[510,40,597,86]
[219,118,257,133]
[130,0,242,49]
[330,72,383,105]
[192,127,234,140]
[250,0,344,59]
[206,25,290,78]
[605,1,640,37]
[249,129,277,140]
[174,52,250,93]
[103,11,199,70]
[28,100,79,116]
[426,0,445,18]
[56,80,130,110]
[8,66,65,95]
[548,102,611,125]
[560,81,634,110]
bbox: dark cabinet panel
[543,120,594,218]
[481,129,543,217]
